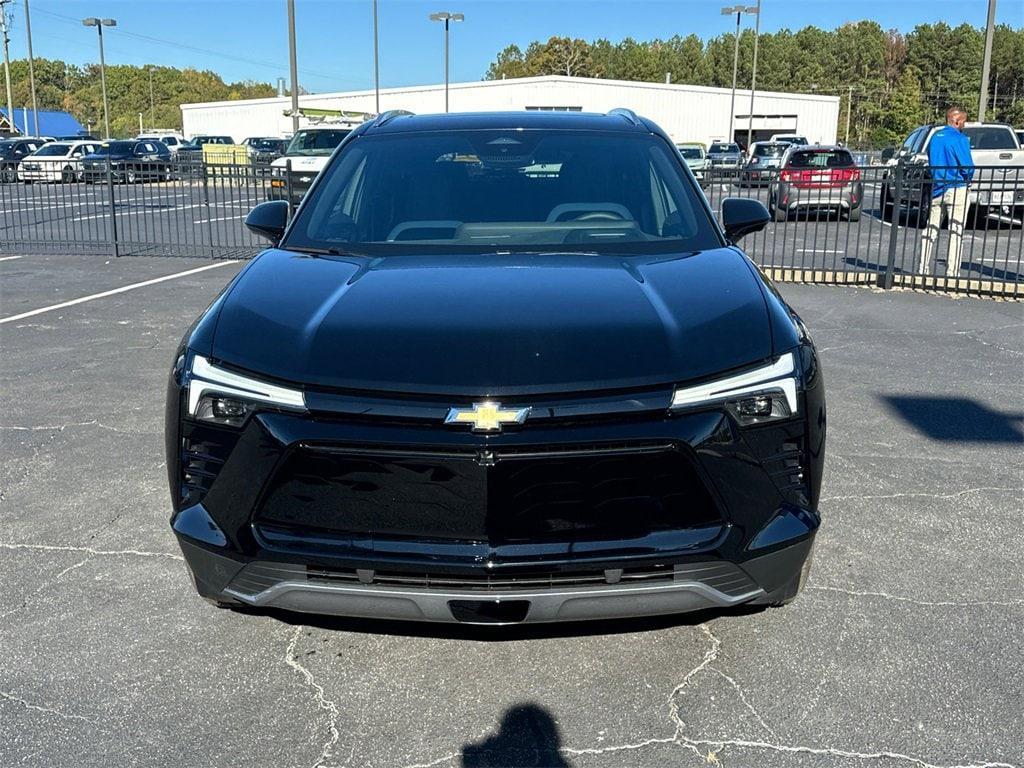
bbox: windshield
[285,129,720,255]
[91,142,134,157]
[285,129,351,156]
[33,143,72,157]
[255,139,284,150]
[753,144,787,157]
[710,143,739,153]
[962,127,1018,150]
[775,136,807,145]
[677,146,704,160]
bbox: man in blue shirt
[920,107,974,277]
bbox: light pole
[24,0,38,136]
[372,0,380,114]
[744,0,761,149]
[721,5,756,144]
[844,85,856,145]
[83,17,116,139]
[429,11,463,113]
[287,0,299,134]
[978,0,996,121]
[0,0,14,135]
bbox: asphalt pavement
[1,252,1022,768]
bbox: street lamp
[721,5,756,144]
[429,11,463,113]
[83,17,116,139]
[744,0,761,149]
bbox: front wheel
[61,167,76,184]
[772,204,787,222]
[847,205,861,222]
[125,169,137,184]
[1,166,16,183]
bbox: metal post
[24,0,38,136]
[745,0,761,148]
[105,156,120,258]
[443,17,450,112]
[149,67,155,127]
[287,0,299,134]
[138,112,143,134]
[882,159,904,289]
[372,0,380,114]
[978,0,996,122]
[729,11,741,142]
[0,2,14,135]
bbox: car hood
[209,248,774,396]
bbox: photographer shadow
[461,703,572,768]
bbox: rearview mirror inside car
[721,198,770,242]
[245,200,290,244]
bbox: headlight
[671,352,798,426]
[186,354,305,426]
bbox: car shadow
[247,603,765,641]
[880,395,1024,444]
[461,703,572,767]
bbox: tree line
[1,57,274,137]
[485,22,1024,148]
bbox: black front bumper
[168,371,824,623]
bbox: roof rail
[607,107,639,126]
[374,109,415,127]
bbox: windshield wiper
[280,245,364,258]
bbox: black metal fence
[1,157,1021,298]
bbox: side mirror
[721,198,770,242]
[245,200,289,244]
[880,147,895,162]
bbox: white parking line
[193,214,245,224]
[0,255,23,262]
[796,249,845,254]
[0,261,238,324]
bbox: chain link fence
[1,156,1021,297]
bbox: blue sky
[8,0,1024,93]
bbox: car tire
[772,204,787,222]
[847,205,861,222]
[126,169,137,184]
[61,167,76,184]
[1,166,17,183]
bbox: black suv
[81,140,172,183]
[0,138,47,182]
[167,110,825,625]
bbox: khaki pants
[919,186,969,277]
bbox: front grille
[255,442,722,545]
[226,559,757,598]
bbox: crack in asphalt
[283,626,342,768]
[821,487,1023,503]
[0,689,105,727]
[0,542,183,561]
[0,556,91,621]
[808,585,1024,608]
[0,420,135,434]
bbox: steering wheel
[573,211,625,221]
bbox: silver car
[676,142,709,188]
[769,145,864,221]
[707,141,743,176]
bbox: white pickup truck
[881,122,1024,222]
[268,120,365,206]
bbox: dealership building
[181,75,840,147]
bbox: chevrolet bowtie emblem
[444,401,530,432]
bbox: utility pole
[745,0,761,149]
[0,0,14,135]
[149,66,155,127]
[844,85,854,145]
[24,0,38,136]
[372,0,380,114]
[978,0,996,121]
[287,0,299,134]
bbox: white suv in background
[137,133,187,154]
[19,140,102,183]
[268,120,366,204]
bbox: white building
[181,75,839,147]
